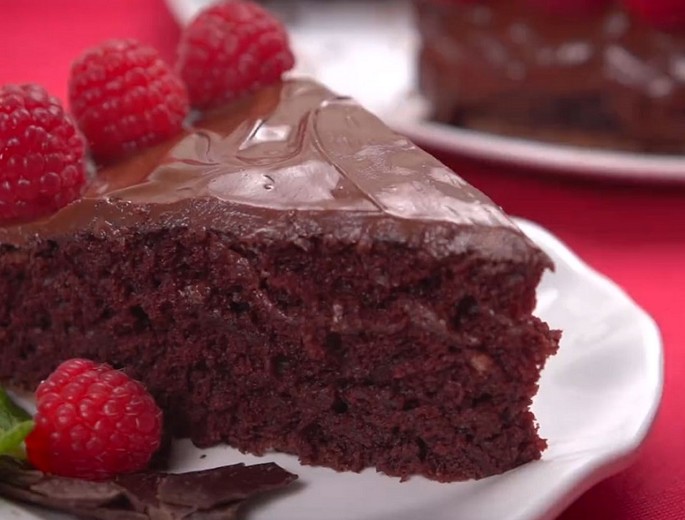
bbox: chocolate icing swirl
[0,80,541,262]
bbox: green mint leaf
[0,421,34,458]
[0,388,34,457]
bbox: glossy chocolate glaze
[0,79,543,262]
[416,1,685,152]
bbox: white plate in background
[2,218,664,520]
[165,0,685,182]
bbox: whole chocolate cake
[0,79,559,481]
[415,0,685,153]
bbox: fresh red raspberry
[524,0,612,17]
[25,359,163,481]
[69,39,189,164]
[176,0,295,109]
[622,0,685,30]
[0,84,86,223]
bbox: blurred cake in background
[414,0,685,154]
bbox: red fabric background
[1,1,684,518]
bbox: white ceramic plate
[2,218,663,520]
[165,0,685,182]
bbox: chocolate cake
[415,0,685,153]
[0,79,559,481]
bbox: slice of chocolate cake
[0,79,559,481]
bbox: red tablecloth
[1,1,684,518]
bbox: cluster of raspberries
[0,0,294,222]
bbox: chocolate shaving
[158,462,299,509]
[0,456,297,520]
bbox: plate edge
[514,217,664,520]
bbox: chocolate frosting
[0,79,542,262]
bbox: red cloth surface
[1,1,684,518]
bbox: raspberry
[69,39,189,164]
[0,84,87,223]
[525,0,612,17]
[25,359,163,481]
[176,0,295,109]
[622,0,685,30]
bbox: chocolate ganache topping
[0,79,541,261]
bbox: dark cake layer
[415,1,685,153]
[0,79,559,481]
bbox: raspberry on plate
[0,84,87,223]
[69,39,189,164]
[176,0,295,109]
[25,359,163,481]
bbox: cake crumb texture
[0,227,559,481]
